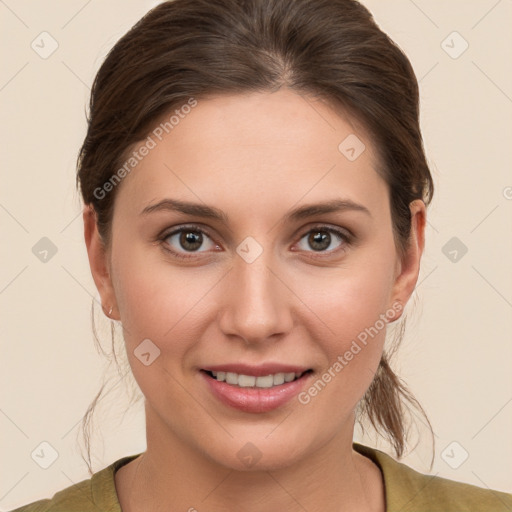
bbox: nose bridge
[219,242,293,343]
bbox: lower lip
[200,370,313,413]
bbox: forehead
[114,89,387,221]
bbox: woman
[11,0,512,510]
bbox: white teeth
[255,375,274,388]
[284,372,296,382]
[273,373,285,385]
[226,372,238,385]
[209,370,305,388]
[238,374,256,387]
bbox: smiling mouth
[202,369,313,389]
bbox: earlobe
[83,205,119,320]
[388,199,426,320]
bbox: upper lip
[201,363,311,377]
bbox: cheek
[304,274,389,380]
[296,274,390,416]
[111,245,221,372]
[111,256,200,404]
[294,245,396,409]
[112,239,196,332]
[301,249,397,346]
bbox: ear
[83,205,119,320]
[388,199,426,322]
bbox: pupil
[309,231,330,251]
[181,231,202,251]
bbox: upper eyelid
[160,224,216,242]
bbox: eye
[294,225,351,256]
[161,225,219,260]
[158,223,352,260]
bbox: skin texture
[84,88,425,511]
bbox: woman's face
[86,88,424,470]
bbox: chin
[201,434,311,473]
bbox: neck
[116,405,384,512]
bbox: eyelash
[157,224,353,260]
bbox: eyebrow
[141,197,371,223]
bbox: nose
[218,248,294,346]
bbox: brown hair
[77,0,435,474]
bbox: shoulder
[354,443,512,512]
[8,477,93,512]
[7,454,142,512]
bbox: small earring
[108,306,113,316]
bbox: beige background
[1,0,511,508]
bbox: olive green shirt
[9,443,512,511]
